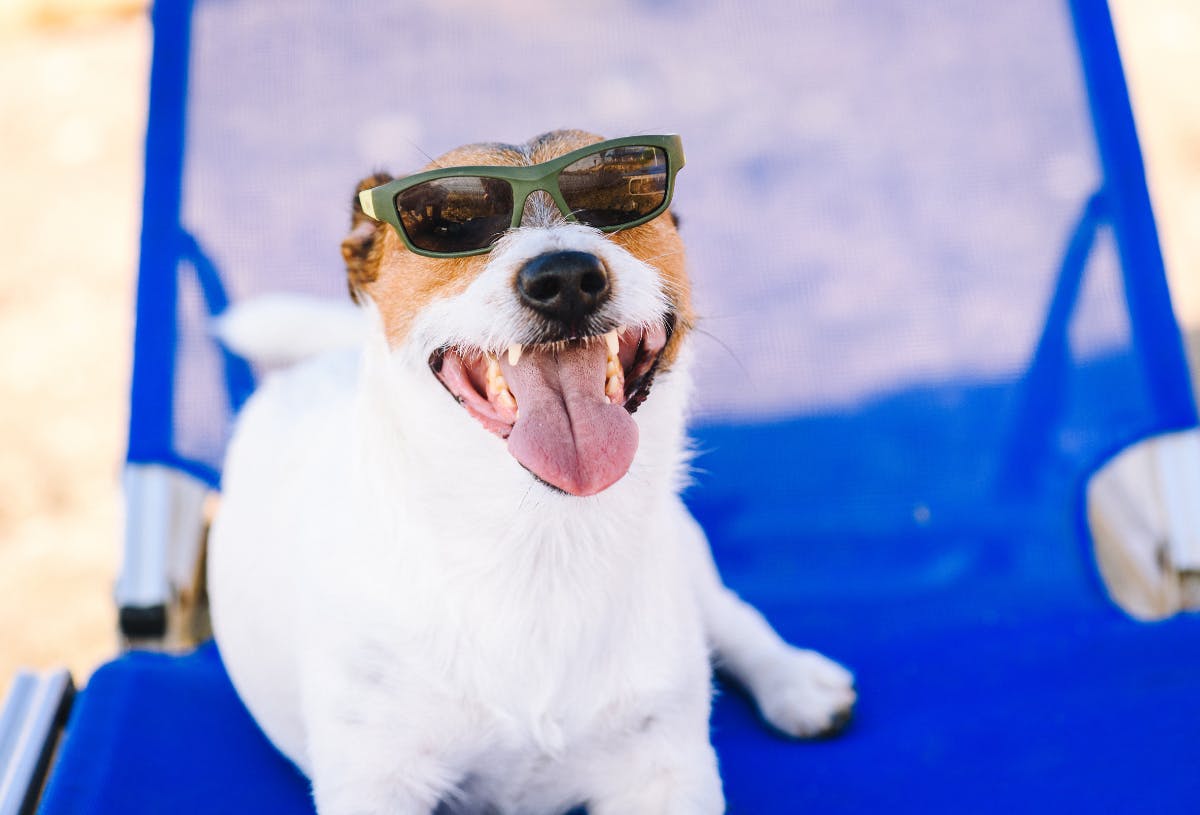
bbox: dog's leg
[586,720,724,815]
[679,508,857,737]
[307,733,453,815]
[304,685,461,815]
[307,729,455,815]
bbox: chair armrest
[0,670,74,815]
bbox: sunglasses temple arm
[358,189,377,219]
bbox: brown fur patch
[609,214,692,371]
[342,172,394,303]
[342,130,692,358]
[365,228,490,347]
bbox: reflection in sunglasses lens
[395,177,514,254]
[559,146,669,229]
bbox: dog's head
[343,130,693,497]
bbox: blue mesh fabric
[144,0,1157,472]
[80,1,1200,813]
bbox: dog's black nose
[516,251,610,328]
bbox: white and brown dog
[209,130,855,815]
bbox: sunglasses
[357,134,685,258]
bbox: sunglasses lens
[559,145,669,229]
[395,176,514,254]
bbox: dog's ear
[342,172,394,303]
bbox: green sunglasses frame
[357,134,685,258]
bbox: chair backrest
[126,0,1197,627]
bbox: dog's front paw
[751,648,856,738]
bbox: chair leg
[1087,427,1200,619]
[116,464,209,647]
[1156,429,1200,571]
[0,670,74,815]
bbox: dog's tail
[213,294,366,368]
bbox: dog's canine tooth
[485,356,514,410]
[605,372,624,403]
[604,330,619,356]
[508,343,523,366]
[603,330,623,403]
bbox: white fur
[213,292,366,367]
[209,225,855,815]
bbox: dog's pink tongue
[501,342,637,496]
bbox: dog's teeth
[507,343,523,366]
[605,373,624,403]
[604,330,619,356]
[483,354,519,412]
[603,330,623,403]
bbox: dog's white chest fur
[209,344,717,813]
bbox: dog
[208,129,856,815]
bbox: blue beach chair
[5,1,1200,812]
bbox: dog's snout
[517,251,610,327]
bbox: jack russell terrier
[209,130,855,815]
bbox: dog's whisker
[639,249,684,264]
[403,137,440,167]
[517,482,536,513]
[692,325,751,379]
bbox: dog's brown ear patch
[342,172,393,303]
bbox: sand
[0,10,147,686]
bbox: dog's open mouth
[430,316,674,497]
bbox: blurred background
[0,0,1197,687]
